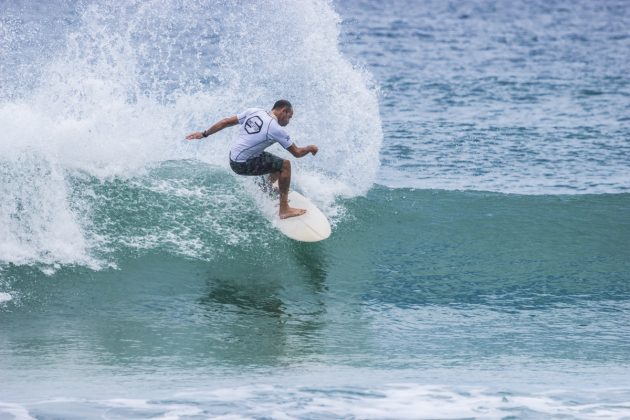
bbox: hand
[309,145,319,155]
[186,131,204,140]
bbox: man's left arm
[287,144,318,158]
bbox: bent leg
[278,160,306,219]
[230,153,304,218]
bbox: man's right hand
[186,132,204,140]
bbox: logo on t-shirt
[244,116,263,134]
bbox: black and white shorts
[229,152,285,176]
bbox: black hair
[272,99,292,110]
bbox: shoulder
[268,119,288,136]
[237,107,264,123]
[267,120,292,147]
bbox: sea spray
[0,0,383,268]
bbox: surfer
[186,100,318,219]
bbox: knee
[281,160,291,172]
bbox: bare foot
[279,207,306,219]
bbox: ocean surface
[1,0,630,418]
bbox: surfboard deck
[274,189,331,242]
[257,178,331,242]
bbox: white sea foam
[0,292,13,304]
[0,402,36,420]
[0,149,100,268]
[3,384,629,419]
[0,0,382,268]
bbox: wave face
[1,188,629,416]
[0,0,382,268]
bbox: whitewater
[0,0,381,269]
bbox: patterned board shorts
[230,152,285,176]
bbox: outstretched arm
[287,144,318,158]
[186,115,239,140]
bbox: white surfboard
[273,189,331,242]
[257,179,331,242]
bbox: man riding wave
[186,100,318,219]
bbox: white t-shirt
[230,108,293,162]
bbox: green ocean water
[2,166,629,390]
[1,165,630,417]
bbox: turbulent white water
[0,0,382,267]
[2,382,630,419]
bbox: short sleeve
[268,121,293,149]
[237,108,256,124]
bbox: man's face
[277,107,293,126]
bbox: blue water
[1,0,630,418]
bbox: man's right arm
[186,115,239,140]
